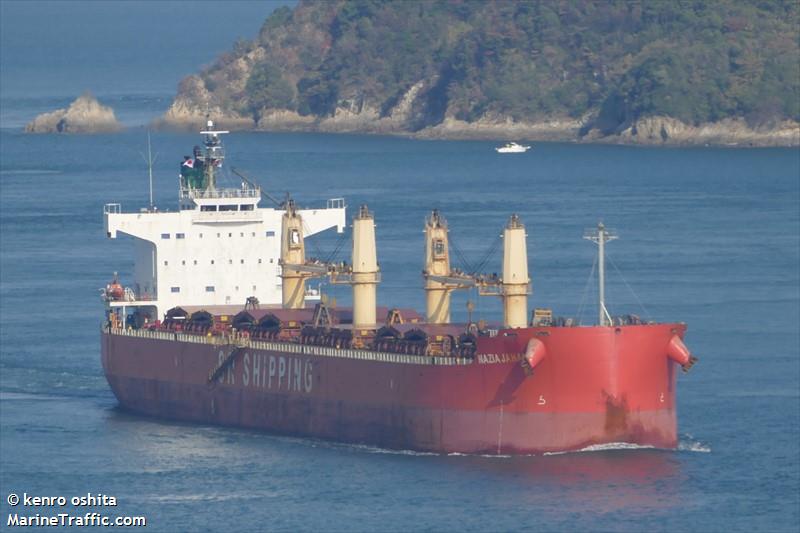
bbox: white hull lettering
[279,357,287,388]
[269,356,276,388]
[253,353,261,387]
[477,353,522,364]
[304,361,313,393]
[240,354,314,393]
[243,353,250,386]
[216,349,236,384]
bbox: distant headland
[25,93,121,134]
[153,0,799,146]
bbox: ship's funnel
[502,214,531,329]
[280,201,306,309]
[424,210,452,324]
[352,205,380,328]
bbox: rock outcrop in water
[25,93,122,134]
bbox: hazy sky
[0,1,293,98]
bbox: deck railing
[180,187,261,200]
[104,326,473,366]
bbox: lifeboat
[104,273,125,301]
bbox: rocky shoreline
[29,90,794,146]
[154,107,799,147]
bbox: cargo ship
[100,124,696,455]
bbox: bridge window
[219,205,237,211]
[171,287,180,293]
[241,204,254,211]
[201,205,217,212]
[176,233,185,239]
[161,233,170,239]
[266,231,275,237]
[205,286,215,292]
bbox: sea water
[1,3,798,532]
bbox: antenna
[139,130,158,211]
[583,222,618,326]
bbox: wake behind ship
[100,124,697,455]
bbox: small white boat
[495,141,531,153]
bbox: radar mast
[198,118,229,191]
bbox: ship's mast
[280,199,308,309]
[139,130,158,211]
[199,119,229,191]
[501,214,531,329]
[147,132,154,209]
[351,205,380,329]
[424,210,453,324]
[584,222,618,326]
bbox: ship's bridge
[103,195,346,322]
[179,184,262,218]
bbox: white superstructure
[103,122,346,323]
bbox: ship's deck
[104,326,474,366]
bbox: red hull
[101,323,686,454]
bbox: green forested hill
[168,0,799,138]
